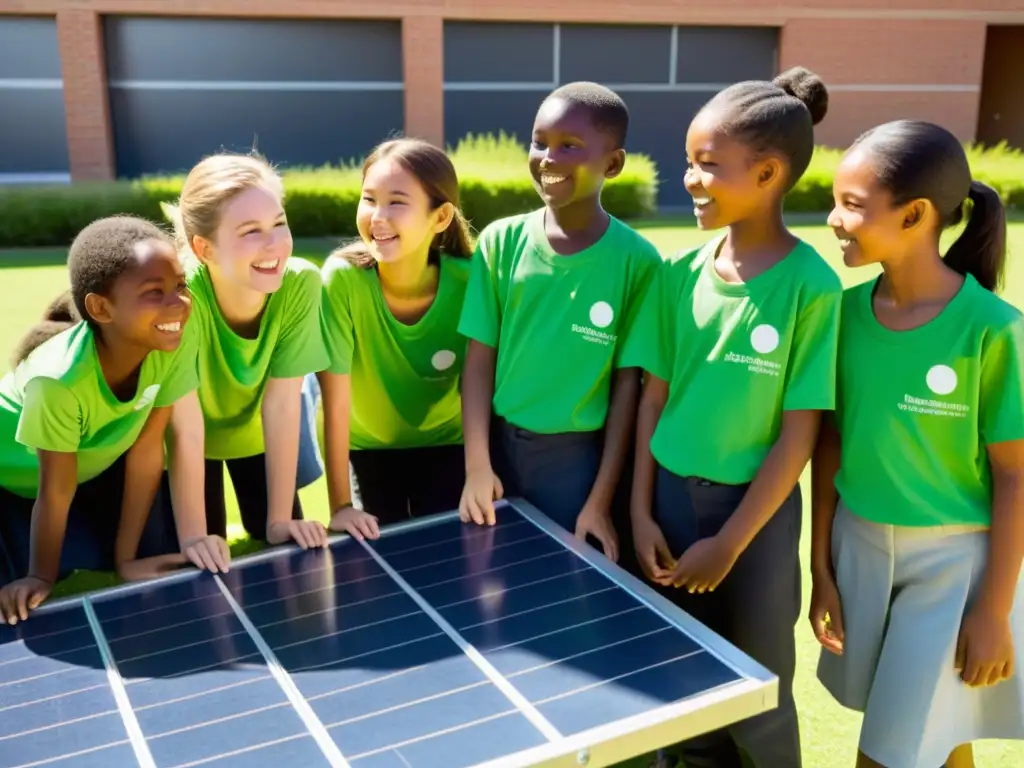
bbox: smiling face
[528,97,624,211]
[87,239,192,353]
[683,108,784,230]
[192,184,293,295]
[356,157,453,265]
[827,146,932,269]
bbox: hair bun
[773,66,829,126]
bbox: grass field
[3,215,1022,767]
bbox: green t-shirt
[834,274,1024,527]
[457,209,662,434]
[322,254,472,450]
[187,257,330,460]
[0,321,200,498]
[620,235,843,484]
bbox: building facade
[1,0,1022,207]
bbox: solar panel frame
[14,497,778,768]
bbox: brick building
[1,1,1022,206]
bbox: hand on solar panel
[669,534,741,594]
[180,534,231,573]
[458,467,504,526]
[955,606,1016,687]
[574,503,619,562]
[632,515,676,585]
[329,505,380,541]
[0,575,51,625]
[809,571,845,655]
[266,519,329,549]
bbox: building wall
[1,0,1021,193]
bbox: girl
[0,216,227,625]
[163,152,331,552]
[812,120,1024,768]
[317,138,474,538]
[621,67,842,768]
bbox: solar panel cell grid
[0,499,776,768]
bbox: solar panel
[0,498,777,768]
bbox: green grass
[5,216,1024,767]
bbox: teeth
[540,174,568,185]
[156,322,181,333]
[253,259,279,270]
[839,239,854,247]
[692,196,713,206]
[374,235,397,242]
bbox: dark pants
[160,454,304,543]
[653,465,803,768]
[0,456,177,587]
[491,416,638,574]
[350,444,465,527]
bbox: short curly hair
[68,216,174,327]
[542,81,630,149]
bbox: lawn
[2,215,1023,767]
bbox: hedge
[1,134,1022,249]
[0,133,658,249]
[784,140,1024,212]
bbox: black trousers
[653,465,803,768]
[0,455,177,586]
[491,416,639,575]
[350,444,465,527]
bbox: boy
[457,81,661,567]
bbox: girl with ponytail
[316,138,475,539]
[813,119,1024,768]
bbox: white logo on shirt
[926,365,958,395]
[431,350,456,371]
[750,324,780,355]
[589,301,614,329]
[134,384,161,411]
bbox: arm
[629,373,674,581]
[977,440,1024,618]
[262,375,327,548]
[810,411,841,579]
[318,371,353,514]
[0,450,78,623]
[165,391,229,572]
[459,340,502,525]
[114,405,180,577]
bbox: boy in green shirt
[458,82,662,566]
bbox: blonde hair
[162,152,284,255]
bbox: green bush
[786,141,1024,212]
[0,132,659,248]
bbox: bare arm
[718,409,822,555]
[28,450,79,585]
[317,370,353,513]
[586,367,640,511]
[630,374,668,526]
[809,411,841,579]
[115,405,176,576]
[978,440,1024,618]
[461,340,496,476]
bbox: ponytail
[11,290,81,367]
[944,181,1007,294]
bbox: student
[622,67,842,768]
[0,216,227,625]
[162,152,331,551]
[317,138,474,538]
[811,120,1024,768]
[458,81,662,565]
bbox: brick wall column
[56,10,115,181]
[402,15,444,148]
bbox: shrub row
[0,133,658,249]
[784,141,1024,213]
[0,134,1021,249]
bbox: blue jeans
[298,373,325,489]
